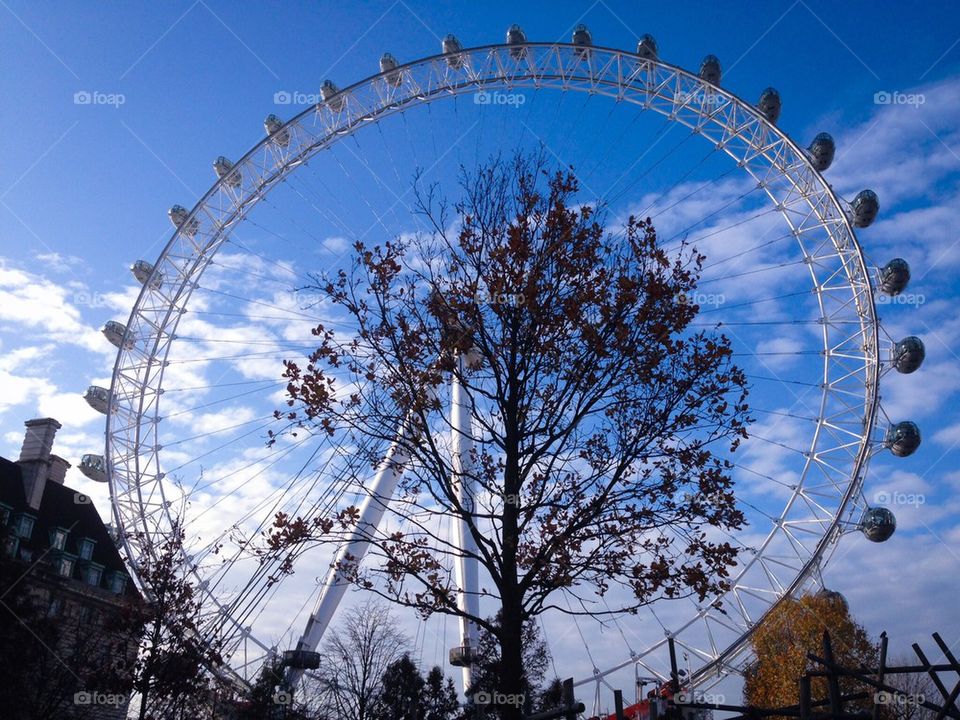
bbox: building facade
[0,418,141,720]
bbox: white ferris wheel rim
[103,40,882,688]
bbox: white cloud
[932,421,960,447]
[881,360,960,421]
[0,263,107,353]
[33,251,86,274]
[321,236,350,254]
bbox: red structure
[595,681,674,720]
[598,699,655,720]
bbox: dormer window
[0,503,12,526]
[49,528,68,551]
[53,553,76,578]
[81,561,104,587]
[77,537,96,560]
[13,513,34,539]
[107,571,127,594]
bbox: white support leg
[285,417,413,687]
[451,354,480,693]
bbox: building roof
[0,456,138,599]
[0,458,27,507]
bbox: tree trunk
[499,402,525,720]
[138,688,149,720]
[498,604,526,720]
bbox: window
[13,513,34,539]
[79,605,98,625]
[77,538,95,560]
[2,534,18,558]
[49,528,68,550]
[81,562,104,587]
[54,553,76,578]
[47,597,63,618]
[0,503,11,526]
[108,571,127,594]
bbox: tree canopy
[744,591,878,716]
[267,150,751,718]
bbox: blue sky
[1,0,960,713]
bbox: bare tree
[307,601,409,720]
[882,655,939,720]
[128,520,226,720]
[266,150,750,719]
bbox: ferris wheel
[81,24,925,708]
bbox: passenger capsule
[102,321,133,350]
[131,259,161,287]
[807,132,836,172]
[79,454,107,483]
[861,507,896,543]
[699,54,721,85]
[84,386,112,415]
[379,53,402,87]
[572,24,592,58]
[635,34,658,61]
[449,644,477,667]
[892,336,925,374]
[283,650,321,669]
[264,114,290,147]
[506,24,526,58]
[852,189,879,228]
[442,34,464,68]
[168,205,199,236]
[878,258,911,295]
[758,87,781,124]
[213,156,241,188]
[321,80,344,111]
[885,420,921,457]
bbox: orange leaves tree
[270,151,750,719]
[744,591,879,716]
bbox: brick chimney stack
[17,418,70,510]
[48,455,70,485]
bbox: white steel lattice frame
[105,42,881,686]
